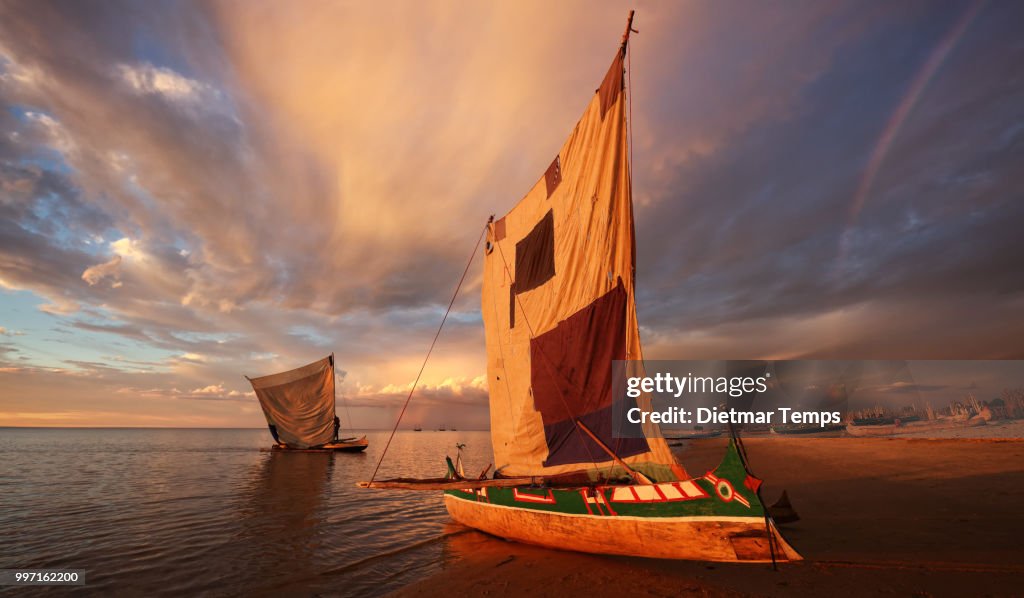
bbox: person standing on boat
[333,415,340,442]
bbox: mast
[622,10,637,51]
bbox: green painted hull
[442,441,800,561]
[445,468,759,519]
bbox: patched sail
[248,356,336,449]
[481,46,680,480]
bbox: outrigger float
[360,12,799,563]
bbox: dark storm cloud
[631,0,1024,358]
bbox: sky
[1,0,1022,429]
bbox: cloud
[81,255,122,286]
[116,62,211,104]
[192,383,224,394]
[868,382,950,394]
[0,1,1022,428]
[336,374,489,429]
[181,383,253,400]
[69,320,153,343]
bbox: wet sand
[392,437,1024,597]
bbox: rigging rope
[369,223,488,484]
[340,386,355,436]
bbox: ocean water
[0,428,495,596]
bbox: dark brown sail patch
[598,50,624,119]
[514,210,555,294]
[529,282,650,466]
[544,155,562,197]
[509,283,516,328]
[541,405,649,468]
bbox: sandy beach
[392,436,1024,597]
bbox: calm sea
[0,428,495,596]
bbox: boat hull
[444,492,799,562]
[846,416,985,437]
[770,423,846,436]
[442,441,800,563]
[263,435,369,452]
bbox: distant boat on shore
[360,12,800,563]
[246,354,368,452]
[846,414,986,437]
[663,429,723,440]
[771,423,846,436]
[851,415,920,427]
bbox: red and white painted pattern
[608,481,709,503]
[580,489,615,516]
[512,488,557,504]
[705,472,750,508]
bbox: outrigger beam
[358,477,551,491]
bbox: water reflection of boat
[246,355,368,452]
[234,452,334,592]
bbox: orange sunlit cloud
[1,1,1022,428]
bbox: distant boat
[437,424,446,431]
[663,427,723,440]
[413,426,422,432]
[361,12,800,563]
[846,414,985,437]
[770,423,846,436]
[246,354,368,452]
[850,415,920,427]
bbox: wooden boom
[574,419,653,484]
[358,466,636,490]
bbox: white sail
[248,356,336,448]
